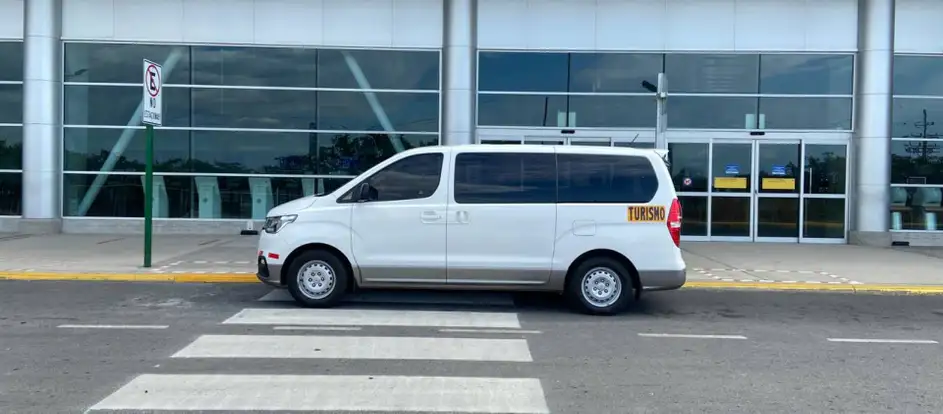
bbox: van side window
[454,152,556,204]
[557,154,658,203]
[342,153,444,202]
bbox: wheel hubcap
[581,267,622,307]
[297,260,336,300]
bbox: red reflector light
[667,198,682,247]
[267,252,280,260]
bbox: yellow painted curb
[0,272,257,283]
[684,281,943,294]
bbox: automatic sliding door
[669,142,710,240]
[754,141,801,242]
[710,142,753,241]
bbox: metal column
[442,0,477,145]
[851,0,894,246]
[20,0,62,233]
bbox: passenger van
[256,144,686,315]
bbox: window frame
[337,152,445,204]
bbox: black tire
[286,249,349,308]
[565,257,635,315]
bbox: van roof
[442,143,669,159]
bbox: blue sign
[771,165,786,176]
[724,164,740,175]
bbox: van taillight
[667,198,682,247]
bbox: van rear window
[557,154,658,203]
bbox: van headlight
[263,214,297,234]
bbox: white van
[256,144,685,315]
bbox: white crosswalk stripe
[87,307,550,413]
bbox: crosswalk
[86,304,551,413]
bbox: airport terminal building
[0,0,941,246]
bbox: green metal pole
[143,124,154,268]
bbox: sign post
[654,72,668,150]
[142,59,163,268]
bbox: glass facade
[891,55,943,231]
[477,52,854,131]
[0,41,23,216]
[62,43,441,219]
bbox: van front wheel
[286,250,348,308]
[566,257,633,315]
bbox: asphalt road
[2,281,943,414]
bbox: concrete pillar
[851,0,894,246]
[20,0,62,233]
[442,0,476,145]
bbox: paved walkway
[0,233,941,291]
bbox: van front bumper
[639,269,686,291]
[256,255,284,287]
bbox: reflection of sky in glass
[0,41,23,82]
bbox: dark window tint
[478,52,569,92]
[0,41,23,82]
[557,154,658,203]
[759,54,854,95]
[358,153,443,202]
[64,43,191,84]
[191,46,319,87]
[665,54,759,94]
[454,152,556,204]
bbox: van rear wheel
[566,257,634,315]
[286,250,348,308]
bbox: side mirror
[357,182,374,203]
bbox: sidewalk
[1,233,942,293]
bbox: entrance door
[709,141,754,241]
[754,141,801,242]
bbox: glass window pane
[894,55,943,96]
[63,127,190,173]
[893,98,943,138]
[804,144,847,194]
[568,53,663,93]
[64,85,191,127]
[614,141,655,148]
[667,142,709,192]
[0,126,22,170]
[679,196,707,236]
[558,154,658,203]
[891,140,943,185]
[477,94,568,127]
[0,84,23,124]
[711,197,751,237]
[671,96,758,129]
[64,174,186,217]
[665,54,759,93]
[191,88,317,130]
[317,133,439,176]
[0,41,23,82]
[191,46,319,87]
[759,54,854,95]
[317,49,440,90]
[758,97,852,130]
[712,143,753,193]
[756,198,799,238]
[0,172,20,215]
[189,130,314,175]
[567,96,655,128]
[453,152,556,204]
[804,198,845,238]
[890,186,943,231]
[317,91,439,132]
[64,43,191,84]
[478,52,569,92]
[358,153,444,202]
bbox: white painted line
[710,268,725,271]
[194,260,207,264]
[850,281,863,285]
[798,270,813,274]
[440,328,543,334]
[704,273,714,277]
[827,338,939,344]
[828,281,841,284]
[692,267,703,271]
[721,278,735,282]
[753,269,767,272]
[273,326,362,331]
[758,279,774,283]
[172,271,185,274]
[776,270,790,273]
[58,324,169,330]
[819,271,830,275]
[638,333,747,340]
[782,280,797,283]
[172,335,533,362]
[88,374,550,413]
[740,279,753,282]
[234,261,251,264]
[696,270,706,274]
[805,281,822,284]
[839,278,850,282]
[223,308,522,329]
[214,261,229,264]
[828,274,839,278]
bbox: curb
[0,272,257,283]
[683,281,943,294]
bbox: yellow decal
[627,205,666,222]
[762,178,796,190]
[714,177,748,190]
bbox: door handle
[421,211,441,220]
[456,210,469,224]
